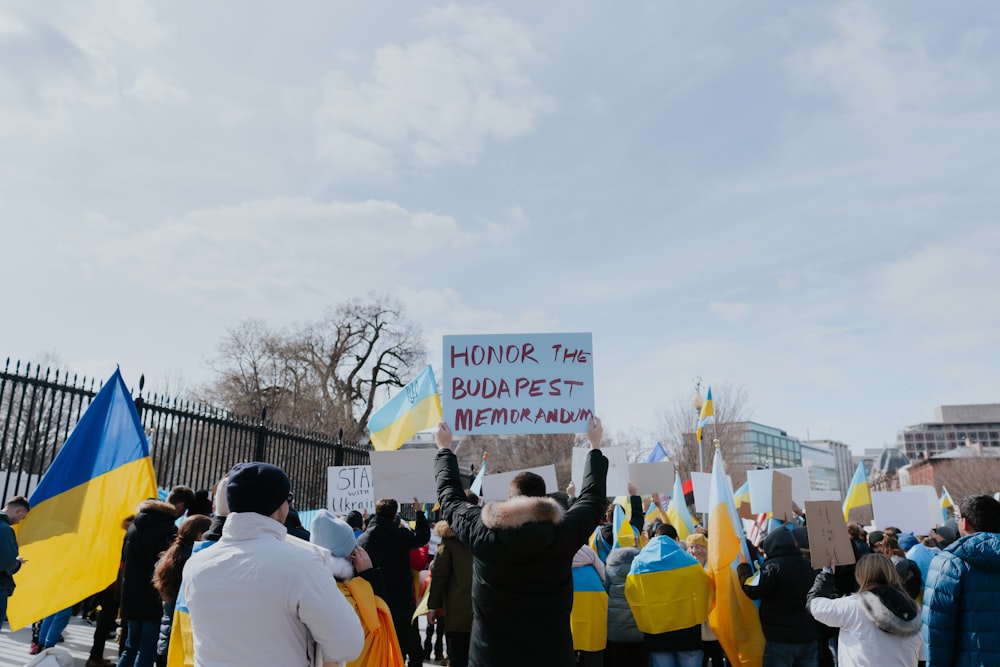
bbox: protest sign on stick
[804,500,856,569]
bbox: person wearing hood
[808,553,922,666]
[427,518,474,667]
[604,546,647,667]
[923,493,1000,667]
[737,527,819,667]
[432,418,608,667]
[310,509,404,667]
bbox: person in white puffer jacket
[808,553,922,667]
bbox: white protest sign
[872,491,935,535]
[901,485,942,529]
[370,450,439,504]
[482,465,559,502]
[572,446,630,496]
[747,467,813,513]
[690,471,733,513]
[627,461,676,495]
[326,465,375,514]
[811,491,842,502]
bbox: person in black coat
[117,487,193,667]
[433,417,609,667]
[356,495,430,667]
[737,527,819,667]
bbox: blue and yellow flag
[167,540,216,667]
[612,503,636,548]
[842,461,871,522]
[368,365,442,451]
[707,448,765,667]
[646,441,667,463]
[469,452,488,496]
[666,473,695,541]
[8,369,157,629]
[625,535,713,634]
[571,563,608,651]
[939,485,954,524]
[696,387,714,443]
[733,481,751,508]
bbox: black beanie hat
[226,462,291,516]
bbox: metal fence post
[254,407,268,462]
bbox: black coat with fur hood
[119,499,179,620]
[435,447,608,667]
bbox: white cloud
[127,67,189,105]
[314,4,555,173]
[708,300,750,322]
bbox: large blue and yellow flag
[571,563,608,651]
[842,461,871,522]
[696,387,714,443]
[368,365,442,451]
[666,473,695,541]
[8,368,157,629]
[707,448,765,667]
[625,534,713,634]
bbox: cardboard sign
[482,465,560,502]
[370,450,439,504]
[442,333,596,435]
[772,472,795,522]
[804,500,856,568]
[627,461,676,496]
[690,471,733,513]
[572,446,630,496]
[326,465,375,514]
[872,491,935,535]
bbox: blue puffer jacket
[922,531,1000,667]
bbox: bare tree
[201,295,425,440]
[656,382,753,487]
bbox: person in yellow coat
[311,510,405,667]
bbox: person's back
[433,419,609,667]
[923,494,1000,667]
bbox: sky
[2,1,998,456]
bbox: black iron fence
[0,359,370,511]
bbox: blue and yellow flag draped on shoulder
[707,448,764,667]
[625,535,713,634]
[571,562,608,651]
[368,365,442,451]
[8,369,157,629]
[842,461,871,522]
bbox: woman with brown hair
[152,514,211,667]
[807,553,922,666]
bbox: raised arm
[434,422,483,550]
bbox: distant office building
[896,404,1000,460]
[741,421,803,469]
[803,439,854,495]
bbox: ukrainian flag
[696,387,714,443]
[666,473,695,541]
[842,461,871,522]
[167,540,216,667]
[368,366,442,451]
[707,448,765,667]
[571,563,608,651]
[612,503,636,548]
[469,453,488,495]
[733,481,751,508]
[625,535,713,634]
[8,369,157,629]
[939,485,954,524]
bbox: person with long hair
[152,514,211,667]
[807,553,922,666]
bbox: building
[902,441,1000,501]
[740,421,803,469]
[896,404,1000,460]
[803,439,854,496]
[869,447,911,492]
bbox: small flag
[696,387,715,443]
[469,452,488,496]
[842,462,871,522]
[940,486,954,524]
[666,473,696,541]
[8,369,158,629]
[612,504,636,548]
[368,365,442,451]
[647,441,667,463]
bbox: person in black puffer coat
[433,419,609,667]
[737,527,818,666]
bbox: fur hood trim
[435,521,455,538]
[481,496,564,530]
[859,587,921,636]
[136,499,178,517]
[328,555,355,582]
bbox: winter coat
[427,522,473,634]
[0,513,23,596]
[604,547,643,644]
[182,511,364,667]
[922,531,1000,667]
[356,509,430,615]
[808,571,921,667]
[435,447,608,667]
[739,528,817,643]
[119,500,179,621]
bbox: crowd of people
[2,416,999,667]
